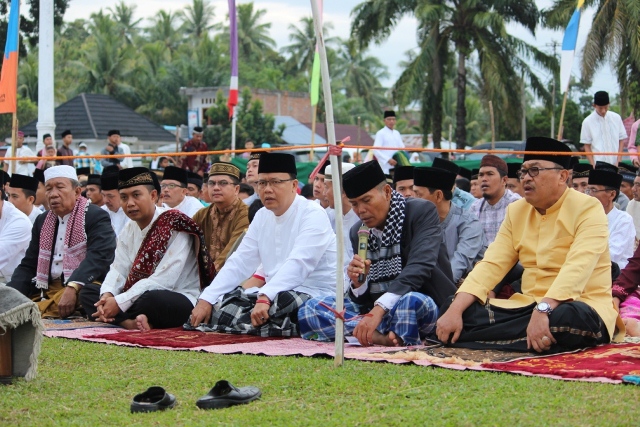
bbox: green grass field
[1,338,639,426]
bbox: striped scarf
[366,191,406,294]
[36,197,89,289]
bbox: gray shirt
[441,203,485,283]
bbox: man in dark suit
[8,166,116,318]
[299,161,456,346]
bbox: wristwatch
[534,302,553,315]
[66,282,81,293]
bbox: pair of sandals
[130,380,261,413]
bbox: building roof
[19,93,176,143]
[274,116,326,146]
[302,123,374,147]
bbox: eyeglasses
[517,167,563,179]
[584,187,612,195]
[160,183,185,190]
[207,180,233,188]
[256,179,294,189]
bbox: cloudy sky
[65,0,618,98]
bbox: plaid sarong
[185,288,310,337]
[298,292,438,346]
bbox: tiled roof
[302,122,374,147]
[19,93,176,142]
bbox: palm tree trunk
[455,49,467,148]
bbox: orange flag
[0,0,20,114]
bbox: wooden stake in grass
[310,0,345,367]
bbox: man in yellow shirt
[437,136,623,353]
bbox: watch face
[537,302,550,312]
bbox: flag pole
[9,114,16,174]
[310,0,345,367]
[557,91,569,140]
[231,107,237,158]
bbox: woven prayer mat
[43,317,119,331]
[42,328,637,383]
[482,343,640,382]
[87,327,285,348]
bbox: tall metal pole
[230,108,237,158]
[37,0,56,153]
[310,0,345,367]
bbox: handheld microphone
[357,225,370,283]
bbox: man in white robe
[189,152,336,337]
[100,168,129,236]
[0,183,32,283]
[370,111,405,175]
[323,162,358,269]
[82,167,213,330]
[161,166,204,217]
[6,174,41,224]
[587,169,635,268]
[626,174,640,242]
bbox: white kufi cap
[325,163,356,181]
[44,165,78,183]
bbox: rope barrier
[0,143,632,162]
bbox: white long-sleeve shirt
[100,206,201,312]
[199,195,337,304]
[101,205,130,237]
[371,126,404,174]
[165,195,204,218]
[119,143,134,169]
[580,110,627,165]
[607,207,635,269]
[0,201,32,282]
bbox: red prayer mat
[86,327,285,348]
[482,343,640,381]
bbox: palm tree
[351,0,555,148]
[107,1,142,43]
[544,0,640,115]
[334,38,389,114]
[222,3,276,62]
[73,11,137,102]
[147,10,183,56]
[182,0,218,39]
[281,17,335,75]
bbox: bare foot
[624,318,640,337]
[119,319,138,330]
[371,330,404,347]
[136,314,152,331]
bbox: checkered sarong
[298,292,438,346]
[186,287,310,337]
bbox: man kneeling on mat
[436,137,624,353]
[81,168,214,330]
[299,161,456,346]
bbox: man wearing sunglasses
[192,163,249,271]
[437,136,623,354]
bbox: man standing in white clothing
[4,132,35,176]
[581,91,627,166]
[371,111,405,174]
[188,152,337,337]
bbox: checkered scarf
[36,197,89,289]
[366,190,405,286]
[122,210,215,292]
